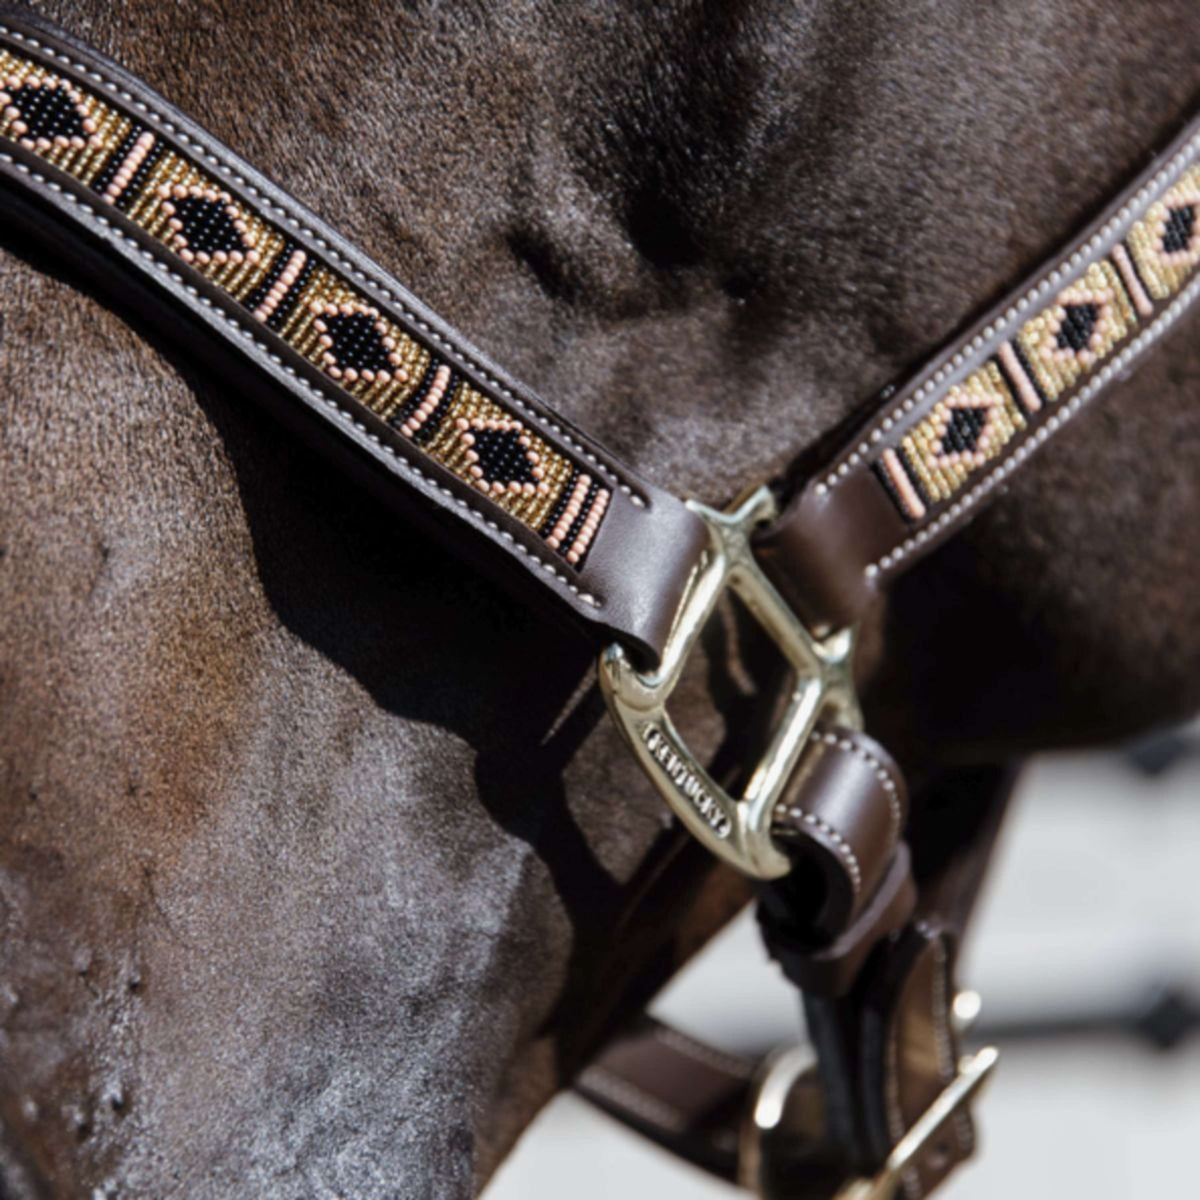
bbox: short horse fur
[2,1,1200,1195]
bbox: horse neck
[5,2,1200,1196]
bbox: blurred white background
[488,743,1200,1199]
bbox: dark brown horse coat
[2,1,1200,1195]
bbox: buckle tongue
[599,485,861,880]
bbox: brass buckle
[738,1042,821,1195]
[832,1047,999,1200]
[598,485,861,880]
[734,993,998,1200]
[738,1042,998,1200]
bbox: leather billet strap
[0,9,705,669]
[756,112,1200,631]
[582,763,1019,1200]
[577,1017,756,1183]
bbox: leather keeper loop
[771,726,908,938]
[754,472,901,632]
[759,842,916,999]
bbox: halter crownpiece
[3,7,1199,1198]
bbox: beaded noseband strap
[4,8,1200,1200]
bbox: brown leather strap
[771,728,909,941]
[0,8,706,669]
[761,846,915,1001]
[761,727,916,998]
[578,930,969,1200]
[579,1017,844,1198]
[580,764,1019,1199]
[577,1017,756,1183]
[801,923,972,1200]
[755,112,1200,631]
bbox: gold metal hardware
[599,484,860,879]
[951,989,983,1036]
[832,1047,999,1200]
[738,998,995,1199]
[738,1042,822,1195]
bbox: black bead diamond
[1162,204,1197,256]
[939,406,989,456]
[322,312,392,374]
[173,196,246,256]
[473,427,537,486]
[8,83,87,142]
[1055,303,1100,354]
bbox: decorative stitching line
[915,921,975,1171]
[815,730,903,847]
[0,149,603,607]
[914,922,956,1088]
[868,264,1200,577]
[885,927,949,1200]
[815,127,1200,497]
[774,804,862,895]
[0,22,649,511]
[651,1024,756,1081]
[576,1066,687,1133]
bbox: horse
[2,0,1199,1195]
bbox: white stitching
[650,1024,755,1081]
[814,126,1200,498]
[814,730,903,845]
[0,156,603,607]
[914,922,956,1086]
[872,264,1200,576]
[0,22,647,507]
[576,1066,687,1133]
[914,922,975,1175]
[774,805,862,895]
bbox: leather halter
[3,8,1199,1197]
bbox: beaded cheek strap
[0,16,708,670]
[754,118,1200,632]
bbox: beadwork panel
[0,45,612,568]
[872,160,1200,523]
